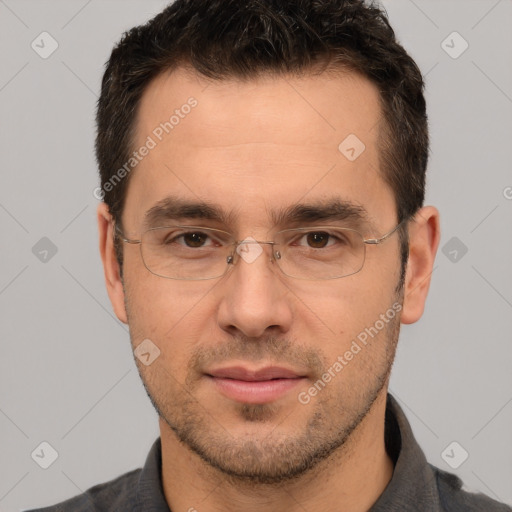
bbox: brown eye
[182,232,209,247]
[306,232,330,248]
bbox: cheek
[124,274,216,357]
[292,273,396,339]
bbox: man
[29,0,511,510]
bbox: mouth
[205,365,308,404]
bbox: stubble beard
[129,303,402,487]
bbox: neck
[160,390,393,512]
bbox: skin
[98,66,440,512]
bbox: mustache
[187,335,326,378]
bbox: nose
[215,240,293,339]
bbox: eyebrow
[143,195,375,232]
[143,196,239,228]
[270,200,373,230]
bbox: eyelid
[149,224,367,241]
[171,226,234,243]
[150,224,229,232]
[277,224,364,234]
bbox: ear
[400,206,440,324]
[97,203,128,324]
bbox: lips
[205,365,307,403]
[206,365,305,381]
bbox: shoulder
[432,464,512,512]
[24,468,142,512]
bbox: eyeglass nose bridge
[226,239,279,265]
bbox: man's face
[119,67,403,483]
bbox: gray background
[0,0,511,510]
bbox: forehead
[125,66,394,231]
[137,65,382,144]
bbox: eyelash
[166,229,349,248]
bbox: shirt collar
[135,436,171,511]
[370,393,441,511]
[135,393,440,511]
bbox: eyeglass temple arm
[113,223,141,244]
[363,219,406,245]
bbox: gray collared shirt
[27,394,511,511]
